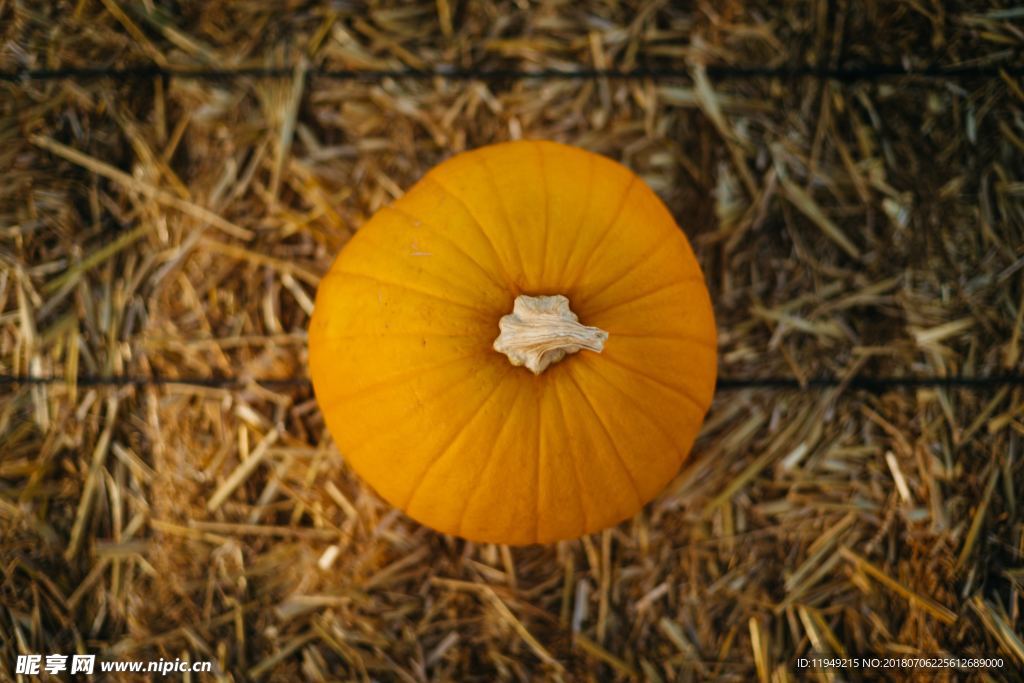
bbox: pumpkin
[309,140,717,545]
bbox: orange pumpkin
[309,140,716,545]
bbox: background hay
[2,1,1023,681]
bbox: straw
[2,2,1022,679]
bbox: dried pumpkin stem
[493,294,609,374]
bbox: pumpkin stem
[492,294,608,374]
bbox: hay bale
[2,2,1022,680]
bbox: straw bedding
[2,2,1023,681]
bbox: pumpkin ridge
[563,367,643,511]
[576,356,691,476]
[455,377,527,539]
[472,151,531,285]
[609,331,717,348]
[571,173,639,288]
[314,331,482,341]
[385,205,510,293]
[599,353,710,412]
[419,175,515,286]
[533,386,542,543]
[314,354,480,409]
[332,269,492,314]
[551,376,590,538]
[581,241,696,309]
[555,151,596,283]
[341,252,494,311]
[534,141,551,286]
[402,368,512,512]
[328,365,487,461]
[583,274,707,319]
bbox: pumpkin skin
[309,140,716,545]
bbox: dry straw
[2,2,1023,681]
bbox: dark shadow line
[2,374,1022,391]
[2,63,1022,84]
